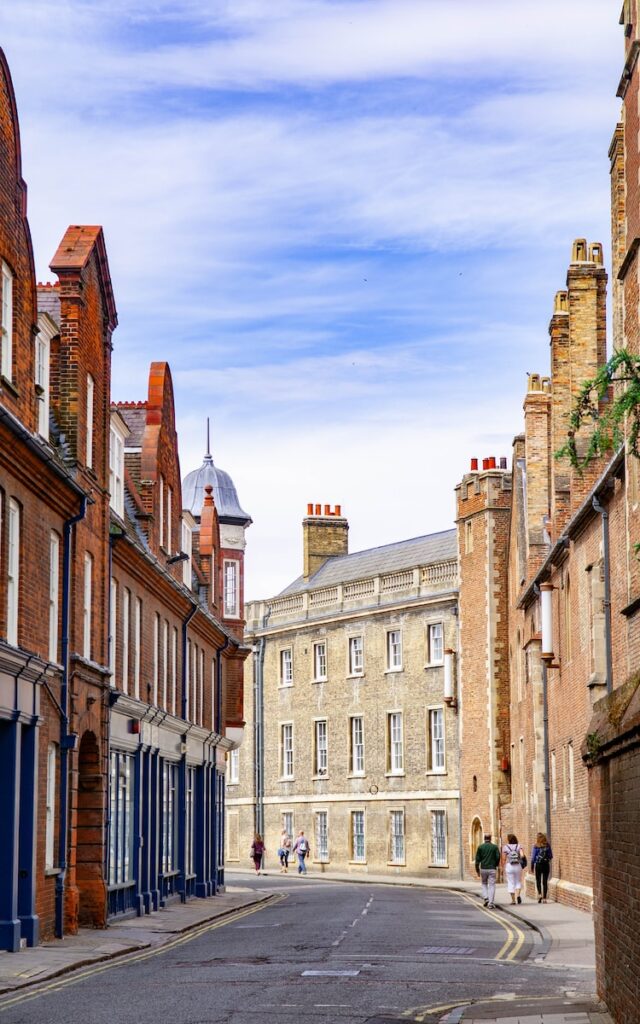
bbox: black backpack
[537,845,550,863]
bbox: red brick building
[0,46,249,950]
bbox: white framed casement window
[210,656,216,730]
[387,711,404,774]
[223,558,239,617]
[313,640,327,681]
[314,719,328,776]
[228,746,239,784]
[86,375,94,470]
[172,627,178,716]
[431,809,447,866]
[153,613,159,705]
[134,597,142,699]
[83,552,93,661]
[386,630,402,671]
[162,619,169,712]
[427,622,444,665]
[282,811,294,837]
[279,647,293,686]
[280,723,294,779]
[7,498,20,646]
[108,577,116,680]
[350,716,365,775]
[389,809,405,865]
[199,647,205,725]
[1,261,14,380]
[181,517,193,588]
[158,474,165,547]
[121,588,130,694]
[48,531,60,662]
[191,642,197,723]
[35,318,52,439]
[348,635,364,676]
[109,417,126,517]
[351,810,366,863]
[166,485,172,553]
[45,743,57,869]
[427,707,445,773]
[315,810,329,862]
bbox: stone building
[0,45,248,949]
[226,506,462,878]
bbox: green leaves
[555,349,640,471]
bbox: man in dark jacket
[475,833,501,908]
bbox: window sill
[385,771,406,778]
[349,860,367,866]
[424,662,444,670]
[387,861,406,867]
[313,677,327,684]
[278,683,294,689]
[346,673,365,680]
[384,668,403,675]
[347,773,366,779]
[312,775,329,781]
[45,867,61,877]
[278,776,295,783]
[426,769,447,777]
[429,862,449,869]
[0,374,19,399]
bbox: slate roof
[37,284,60,324]
[279,528,457,596]
[116,405,147,447]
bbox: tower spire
[205,417,212,461]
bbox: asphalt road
[0,877,595,1024]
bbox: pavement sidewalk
[0,886,271,997]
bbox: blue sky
[0,1,622,598]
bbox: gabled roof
[279,528,457,596]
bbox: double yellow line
[0,894,285,1014]
[456,891,526,961]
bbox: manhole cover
[417,946,476,955]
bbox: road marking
[455,891,526,961]
[302,970,360,976]
[0,895,285,1014]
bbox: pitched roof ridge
[37,280,60,289]
[326,527,457,564]
[115,400,148,409]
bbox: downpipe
[592,495,613,695]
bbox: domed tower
[182,423,251,632]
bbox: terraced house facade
[226,507,462,877]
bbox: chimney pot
[470,458,478,471]
[335,504,342,516]
[571,238,588,263]
[315,504,321,515]
[307,503,314,515]
[482,458,489,470]
[324,504,331,515]
[499,457,507,469]
[489,457,496,469]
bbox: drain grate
[416,945,476,955]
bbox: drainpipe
[254,638,266,837]
[592,495,613,695]
[541,658,552,844]
[56,497,87,940]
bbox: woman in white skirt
[502,833,525,904]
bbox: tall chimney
[303,504,348,580]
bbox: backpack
[508,845,521,865]
[298,838,308,853]
[537,845,550,863]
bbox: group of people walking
[475,831,553,908]
[250,830,311,875]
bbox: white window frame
[314,719,328,776]
[86,374,94,470]
[153,613,159,705]
[348,635,364,676]
[49,531,60,662]
[7,498,19,646]
[45,743,57,869]
[121,587,130,694]
[83,552,93,661]
[351,809,366,863]
[172,627,178,716]
[313,640,327,682]
[199,647,205,726]
[1,261,13,381]
[166,485,172,553]
[315,810,329,863]
[427,622,444,665]
[389,809,405,865]
[109,417,126,517]
[428,706,446,773]
[162,619,169,712]
[181,518,193,588]
[223,558,239,618]
[280,723,294,779]
[282,811,294,837]
[191,642,197,723]
[158,474,165,548]
[350,715,365,775]
[280,647,293,687]
[134,597,142,700]
[228,747,239,784]
[109,577,116,681]
[386,629,403,671]
[35,323,51,439]
[431,809,447,866]
[387,711,404,774]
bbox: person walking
[250,834,265,875]
[502,833,525,905]
[475,832,501,908]
[278,829,292,873]
[292,830,310,875]
[531,832,553,903]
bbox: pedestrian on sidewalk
[292,831,310,874]
[250,834,265,874]
[475,832,501,908]
[531,832,553,903]
[502,833,526,905]
[278,829,292,873]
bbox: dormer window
[181,516,193,588]
[1,261,14,381]
[109,415,127,517]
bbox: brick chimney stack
[302,504,348,580]
[523,374,551,576]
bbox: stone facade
[227,510,462,878]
